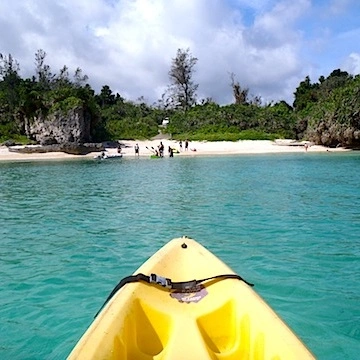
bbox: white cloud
[343,53,360,74]
[0,0,358,106]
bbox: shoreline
[0,139,351,162]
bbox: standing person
[117,144,122,154]
[185,139,189,151]
[159,142,164,157]
[179,140,182,152]
[134,143,139,157]
[168,146,174,157]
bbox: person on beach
[159,142,164,157]
[117,144,122,154]
[135,143,139,157]
[168,146,174,157]
[185,139,189,151]
[179,140,182,152]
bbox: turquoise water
[1,153,359,359]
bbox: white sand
[0,140,349,162]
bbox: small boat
[68,237,314,359]
[94,153,123,160]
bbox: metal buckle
[181,280,199,291]
[150,274,172,289]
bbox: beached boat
[68,237,314,359]
[94,153,123,160]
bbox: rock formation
[25,106,91,145]
[8,143,105,155]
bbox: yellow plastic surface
[68,237,315,359]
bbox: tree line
[0,48,359,147]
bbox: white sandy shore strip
[0,140,350,162]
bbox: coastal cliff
[25,106,91,145]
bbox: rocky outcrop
[25,106,91,145]
[8,143,105,155]
[305,120,360,148]
[60,143,105,155]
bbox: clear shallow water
[1,153,359,359]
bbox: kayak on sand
[68,237,314,359]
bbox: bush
[173,128,282,141]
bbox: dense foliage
[0,49,359,147]
[294,70,360,147]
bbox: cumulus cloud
[0,0,358,106]
[343,53,360,74]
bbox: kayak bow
[68,237,314,359]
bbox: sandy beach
[0,139,350,162]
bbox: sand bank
[0,140,350,162]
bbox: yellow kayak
[68,237,314,359]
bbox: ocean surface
[0,152,359,359]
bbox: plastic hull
[68,237,314,359]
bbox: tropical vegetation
[0,49,359,148]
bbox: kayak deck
[68,237,314,359]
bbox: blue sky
[0,0,359,105]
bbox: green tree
[0,53,23,138]
[318,69,352,97]
[53,65,70,89]
[293,76,319,111]
[73,67,89,88]
[34,49,54,90]
[230,73,249,105]
[95,85,116,108]
[167,48,198,111]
